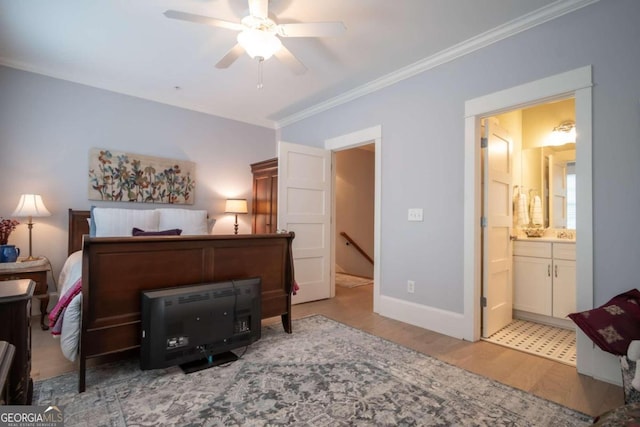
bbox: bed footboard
[78,232,295,392]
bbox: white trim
[378,295,467,339]
[324,125,382,313]
[463,66,604,379]
[465,66,592,118]
[463,115,483,341]
[275,0,599,128]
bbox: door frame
[463,66,594,375]
[325,125,382,312]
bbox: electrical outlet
[408,208,423,222]
[407,280,415,293]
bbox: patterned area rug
[335,272,373,288]
[33,315,591,426]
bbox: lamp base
[20,256,42,262]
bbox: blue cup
[0,245,20,263]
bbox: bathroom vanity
[513,238,576,327]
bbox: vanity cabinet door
[552,258,576,318]
[513,255,552,316]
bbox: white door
[278,141,332,303]
[482,119,514,338]
[549,156,567,229]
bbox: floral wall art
[88,148,196,204]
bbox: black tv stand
[179,351,239,374]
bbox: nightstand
[0,259,51,330]
[0,279,34,405]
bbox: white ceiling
[0,0,592,129]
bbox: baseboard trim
[377,295,466,339]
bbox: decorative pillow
[568,289,640,356]
[93,207,159,237]
[156,208,209,235]
[132,227,182,236]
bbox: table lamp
[12,194,51,261]
[225,199,248,234]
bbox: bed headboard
[68,209,90,255]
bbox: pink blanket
[49,278,82,336]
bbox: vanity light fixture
[548,120,576,146]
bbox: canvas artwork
[88,148,196,204]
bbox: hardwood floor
[32,284,623,417]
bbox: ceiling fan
[164,0,346,77]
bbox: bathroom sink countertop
[515,236,576,243]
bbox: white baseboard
[377,295,467,339]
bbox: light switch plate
[408,208,423,222]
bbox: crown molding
[274,0,599,129]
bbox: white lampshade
[12,194,51,218]
[225,199,248,214]
[237,29,282,60]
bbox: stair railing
[339,231,374,264]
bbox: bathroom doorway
[480,98,578,366]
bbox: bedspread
[53,250,83,361]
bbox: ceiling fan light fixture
[237,29,282,60]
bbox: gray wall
[281,0,640,312]
[0,66,276,284]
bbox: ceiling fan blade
[215,44,246,69]
[248,0,269,19]
[277,22,346,38]
[164,10,244,32]
[273,45,307,75]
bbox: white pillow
[93,207,159,237]
[156,208,209,235]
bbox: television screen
[140,277,261,372]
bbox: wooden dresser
[0,341,15,405]
[251,158,278,234]
[0,279,34,405]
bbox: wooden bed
[67,209,295,392]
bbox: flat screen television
[140,277,261,373]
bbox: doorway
[325,125,382,312]
[278,126,381,309]
[463,66,594,376]
[480,99,578,366]
[334,144,375,289]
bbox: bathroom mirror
[521,144,575,230]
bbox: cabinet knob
[555,264,558,278]
[548,265,551,277]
